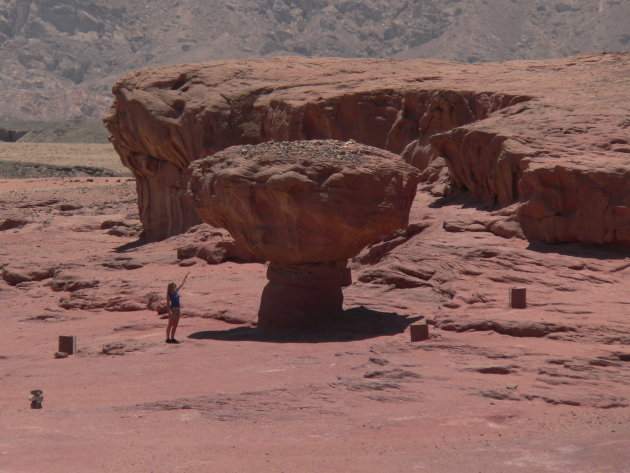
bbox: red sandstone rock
[105,53,630,246]
[189,140,420,264]
[100,218,141,238]
[175,224,260,264]
[50,270,99,292]
[188,140,420,328]
[0,218,28,231]
[1,264,56,285]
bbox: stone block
[29,390,43,409]
[58,335,76,354]
[510,287,527,308]
[410,323,429,342]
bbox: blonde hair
[167,281,176,290]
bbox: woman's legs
[168,315,180,340]
[166,318,174,341]
[167,308,181,342]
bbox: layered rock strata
[105,53,630,245]
[188,140,420,328]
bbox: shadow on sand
[188,306,422,343]
[525,240,628,261]
[115,237,147,253]
[428,188,493,210]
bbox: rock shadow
[526,240,627,261]
[115,237,147,253]
[188,307,422,343]
[428,189,495,210]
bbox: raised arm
[178,273,189,290]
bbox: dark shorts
[169,307,181,318]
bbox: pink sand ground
[1,177,629,472]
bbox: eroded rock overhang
[105,53,630,245]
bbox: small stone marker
[58,335,76,355]
[410,323,429,342]
[29,390,43,409]
[510,287,527,309]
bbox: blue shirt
[168,289,180,308]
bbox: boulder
[188,140,420,328]
[2,265,55,285]
[175,225,260,264]
[50,271,99,292]
[0,218,28,231]
[189,140,421,264]
[100,218,141,238]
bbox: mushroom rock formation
[188,140,421,328]
[106,53,630,246]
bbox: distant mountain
[1,0,628,120]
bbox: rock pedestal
[258,260,352,329]
[188,140,420,330]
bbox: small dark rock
[474,366,514,375]
[0,218,28,231]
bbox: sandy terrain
[0,143,129,178]
[1,172,628,472]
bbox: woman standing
[166,273,188,344]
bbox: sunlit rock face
[106,53,630,246]
[188,139,421,329]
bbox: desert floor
[0,159,629,472]
[0,142,128,178]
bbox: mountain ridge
[1,0,628,120]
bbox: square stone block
[410,323,429,342]
[58,335,76,354]
[510,287,527,309]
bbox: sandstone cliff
[105,53,630,246]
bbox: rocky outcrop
[106,53,630,246]
[175,224,261,264]
[188,140,420,328]
[518,159,630,244]
[104,57,526,240]
[50,270,99,292]
[0,218,28,231]
[1,264,56,285]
